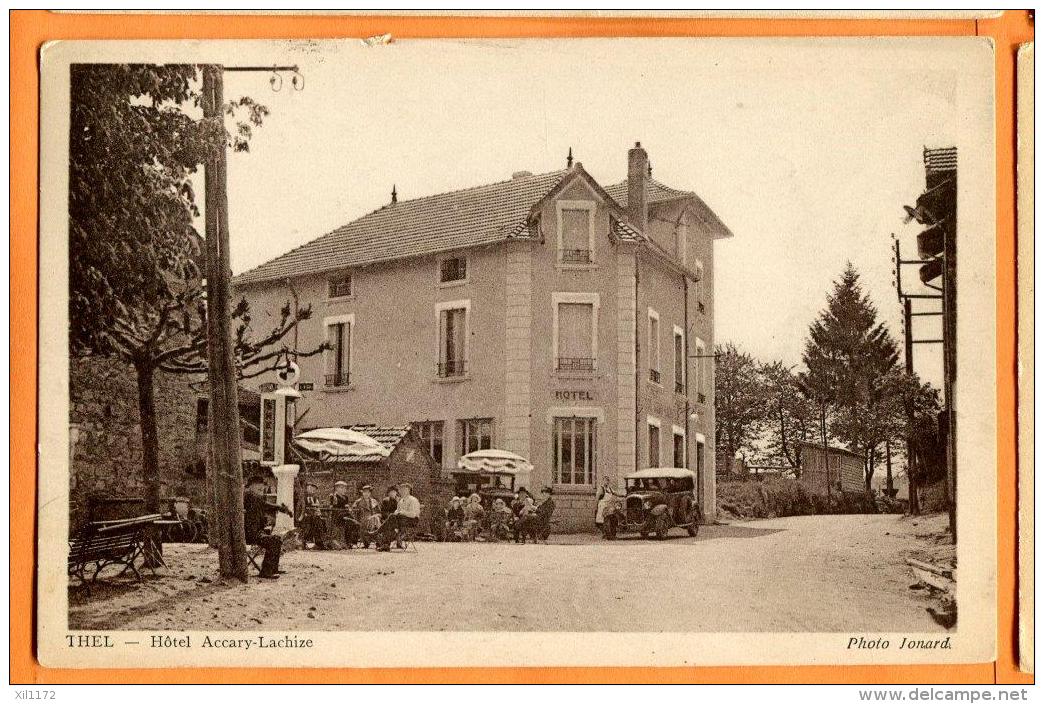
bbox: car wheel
[656,514,669,540]
[602,516,617,540]
[686,521,699,537]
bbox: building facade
[234,144,733,531]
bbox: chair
[247,544,265,574]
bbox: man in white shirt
[377,482,421,551]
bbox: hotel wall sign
[553,390,595,402]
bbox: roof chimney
[627,141,648,231]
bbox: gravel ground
[69,512,949,633]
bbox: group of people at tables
[241,477,422,578]
[298,480,421,553]
[443,486,555,543]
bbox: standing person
[243,475,292,579]
[376,482,421,551]
[595,475,621,528]
[511,488,531,543]
[329,480,358,547]
[352,484,381,548]
[299,482,329,550]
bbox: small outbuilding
[292,424,442,531]
[796,442,865,495]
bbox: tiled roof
[234,170,569,286]
[606,178,734,240]
[603,178,696,207]
[338,424,411,464]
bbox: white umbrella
[457,449,534,491]
[294,427,390,460]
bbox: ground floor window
[647,418,661,467]
[553,417,596,485]
[413,420,444,467]
[459,417,493,456]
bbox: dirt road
[70,513,948,632]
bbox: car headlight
[643,500,651,510]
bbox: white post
[271,464,299,533]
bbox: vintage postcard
[38,36,997,669]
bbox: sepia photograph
[36,35,998,669]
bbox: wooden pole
[202,64,248,581]
[903,297,920,515]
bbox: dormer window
[556,200,596,266]
[328,273,353,299]
[439,256,467,284]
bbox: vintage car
[601,467,702,540]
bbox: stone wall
[69,357,206,530]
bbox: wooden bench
[68,514,165,589]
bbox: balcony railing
[559,248,593,264]
[649,368,661,384]
[325,372,350,388]
[557,357,595,372]
[697,392,707,404]
[437,360,467,378]
[675,381,686,394]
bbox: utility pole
[202,64,248,581]
[201,63,302,581]
[903,296,921,515]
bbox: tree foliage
[713,342,766,466]
[760,361,816,470]
[69,64,323,512]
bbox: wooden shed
[796,442,865,495]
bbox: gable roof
[233,164,729,286]
[604,178,734,240]
[234,170,569,286]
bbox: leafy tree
[760,361,817,471]
[69,64,322,515]
[714,342,767,468]
[800,263,900,489]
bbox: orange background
[9,10,1033,685]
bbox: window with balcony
[552,416,597,485]
[324,315,352,388]
[557,201,595,265]
[673,326,686,394]
[437,301,469,378]
[328,273,353,299]
[554,293,598,373]
[459,418,493,456]
[413,420,444,467]
[439,256,467,284]
[648,308,661,384]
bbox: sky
[215,38,991,389]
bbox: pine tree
[800,263,900,489]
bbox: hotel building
[234,143,733,530]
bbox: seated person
[518,487,555,543]
[376,482,421,551]
[462,493,485,540]
[487,498,514,541]
[329,481,360,547]
[298,482,329,549]
[351,484,381,548]
[445,496,466,541]
[380,486,399,521]
[243,475,293,579]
